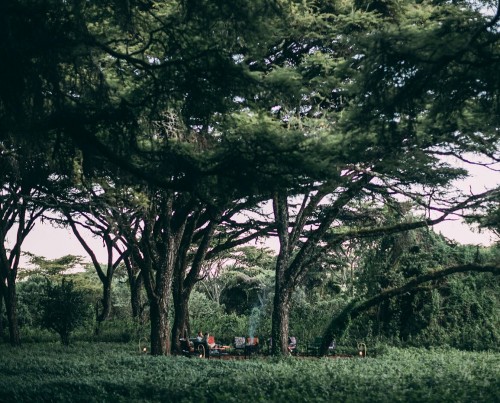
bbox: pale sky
[10,159,500,265]
[17,207,496,266]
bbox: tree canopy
[1,0,498,353]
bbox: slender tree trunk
[98,280,113,322]
[0,289,4,338]
[172,292,190,352]
[271,285,292,355]
[130,275,143,321]
[94,280,113,335]
[149,295,170,355]
[4,280,20,346]
[124,257,143,320]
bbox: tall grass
[0,343,498,402]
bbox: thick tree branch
[320,263,500,354]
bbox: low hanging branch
[320,263,500,355]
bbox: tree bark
[147,247,175,356]
[271,191,292,356]
[4,279,20,346]
[172,291,190,350]
[271,286,292,355]
[0,288,4,337]
[131,274,144,321]
[320,263,500,355]
[1,249,21,346]
[149,295,171,355]
[95,280,113,335]
[124,256,143,320]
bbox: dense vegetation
[0,343,498,402]
[8,234,500,353]
[1,0,499,366]
[1,0,499,399]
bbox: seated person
[193,331,211,358]
[205,332,216,348]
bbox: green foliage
[20,254,84,279]
[218,265,274,316]
[90,319,149,343]
[342,230,500,350]
[0,343,498,402]
[16,275,48,327]
[289,289,348,344]
[410,273,500,350]
[40,279,92,346]
[189,291,248,343]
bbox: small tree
[41,278,91,346]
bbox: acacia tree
[108,186,221,355]
[0,0,284,354]
[0,165,50,346]
[3,0,498,357]
[0,143,82,347]
[63,207,128,329]
[0,2,59,346]
[70,1,283,355]
[215,0,500,354]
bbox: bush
[41,278,92,345]
[189,291,250,343]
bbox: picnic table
[180,336,230,358]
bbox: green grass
[0,343,498,402]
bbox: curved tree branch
[320,263,500,355]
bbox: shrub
[40,278,92,346]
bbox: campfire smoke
[248,307,261,339]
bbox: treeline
[7,226,499,352]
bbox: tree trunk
[130,275,143,321]
[271,286,292,356]
[98,280,113,322]
[94,280,113,335]
[147,238,176,356]
[0,290,4,337]
[172,292,190,353]
[149,296,170,355]
[125,257,143,321]
[171,256,188,354]
[271,191,293,356]
[4,280,20,346]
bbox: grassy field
[0,342,498,402]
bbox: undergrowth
[0,343,498,402]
